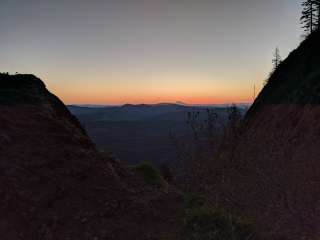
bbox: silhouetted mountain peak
[122,103,151,108]
[0,74,47,104]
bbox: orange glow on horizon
[46,72,261,106]
[57,92,253,105]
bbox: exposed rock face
[0,74,181,240]
[218,32,320,239]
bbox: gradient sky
[0,0,302,104]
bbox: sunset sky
[1,0,302,104]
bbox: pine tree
[314,0,320,30]
[264,47,282,86]
[272,47,282,71]
[301,0,318,34]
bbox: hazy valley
[68,104,248,166]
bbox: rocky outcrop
[0,74,181,240]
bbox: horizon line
[67,101,253,107]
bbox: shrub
[133,162,168,190]
[181,202,259,240]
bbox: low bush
[181,194,260,240]
[133,162,168,190]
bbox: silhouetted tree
[272,47,282,71]
[186,111,202,142]
[315,0,320,30]
[204,109,219,147]
[225,104,242,141]
[264,47,282,85]
[170,109,222,190]
[301,0,318,34]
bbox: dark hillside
[213,31,320,240]
[0,74,182,240]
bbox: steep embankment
[0,74,182,240]
[221,32,320,239]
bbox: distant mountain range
[68,103,194,122]
[68,103,248,165]
[71,102,252,109]
[68,103,250,122]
